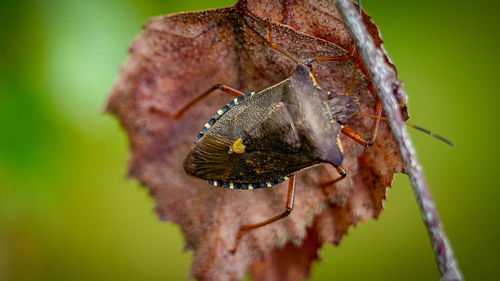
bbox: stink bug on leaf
[151,24,383,252]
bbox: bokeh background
[1,0,498,280]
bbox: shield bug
[151,26,383,252]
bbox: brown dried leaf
[107,1,405,280]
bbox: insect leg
[230,175,296,254]
[150,84,245,119]
[342,101,383,147]
[266,20,357,88]
[345,60,358,95]
[341,126,373,147]
[305,53,357,95]
[370,101,383,144]
[321,165,347,202]
[307,55,352,64]
[321,165,347,188]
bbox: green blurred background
[0,0,498,280]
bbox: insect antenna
[353,113,455,147]
[406,124,455,147]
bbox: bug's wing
[226,103,321,183]
[184,134,243,181]
[243,102,301,153]
[184,84,291,183]
[207,81,288,138]
[227,151,320,183]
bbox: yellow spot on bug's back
[232,138,246,154]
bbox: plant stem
[334,1,464,280]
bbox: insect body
[183,64,358,189]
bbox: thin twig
[334,1,463,280]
